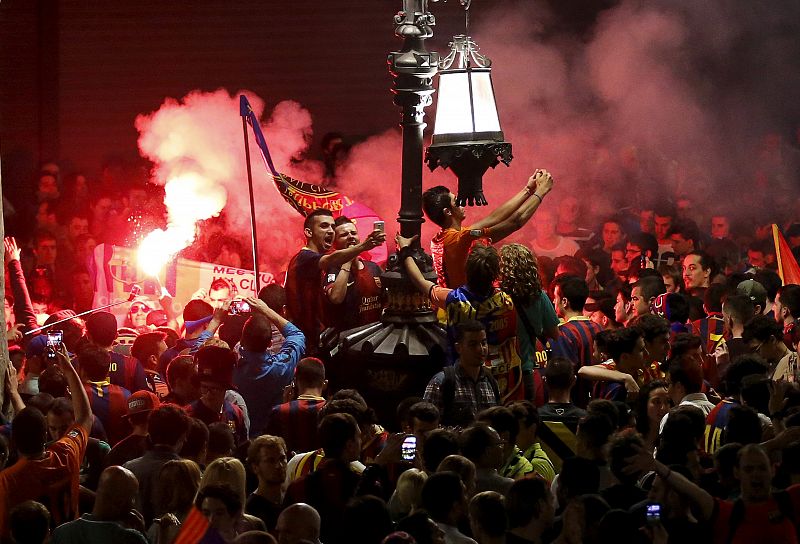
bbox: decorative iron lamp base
[426,140,513,206]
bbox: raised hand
[5,323,22,343]
[396,233,419,251]
[533,169,554,196]
[363,229,387,250]
[3,237,20,265]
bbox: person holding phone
[232,297,306,439]
[0,343,92,537]
[322,216,385,332]
[422,169,554,289]
[285,209,385,355]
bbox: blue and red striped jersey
[691,314,727,388]
[83,380,131,446]
[550,317,603,407]
[187,399,247,446]
[551,317,604,369]
[361,428,389,464]
[265,398,326,455]
[704,398,738,454]
[109,351,148,393]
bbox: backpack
[440,365,501,428]
[725,490,798,544]
[513,296,550,402]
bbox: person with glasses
[459,422,514,496]
[626,232,659,268]
[125,297,153,332]
[743,315,798,381]
[187,345,247,446]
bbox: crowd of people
[2,158,800,544]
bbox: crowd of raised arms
[2,161,800,544]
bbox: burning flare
[138,172,227,276]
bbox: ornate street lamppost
[328,0,447,423]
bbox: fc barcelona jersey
[83,380,131,446]
[445,286,524,402]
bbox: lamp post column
[389,0,438,241]
[327,2,447,426]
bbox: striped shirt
[266,397,326,455]
[361,427,389,464]
[551,316,604,367]
[187,399,247,446]
[550,316,603,406]
[591,361,627,402]
[144,370,169,400]
[444,286,524,402]
[592,360,664,402]
[537,417,580,473]
[84,380,131,446]
[704,398,738,454]
[285,449,365,486]
[109,352,148,394]
[691,314,727,387]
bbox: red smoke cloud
[136,0,800,273]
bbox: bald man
[51,466,147,543]
[234,531,278,544]
[275,503,321,544]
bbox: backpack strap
[725,498,747,544]
[512,296,542,349]
[485,369,501,404]
[440,366,458,425]
[773,489,798,539]
[722,493,797,544]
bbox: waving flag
[240,95,387,264]
[173,506,225,544]
[773,224,800,285]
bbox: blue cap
[26,335,49,358]
[185,314,214,334]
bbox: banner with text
[91,243,276,321]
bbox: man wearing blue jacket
[233,296,305,438]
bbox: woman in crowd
[149,459,202,544]
[199,457,267,535]
[635,380,672,453]
[499,243,561,401]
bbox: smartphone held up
[46,330,64,360]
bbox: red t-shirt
[323,260,383,330]
[0,424,88,536]
[712,485,800,544]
